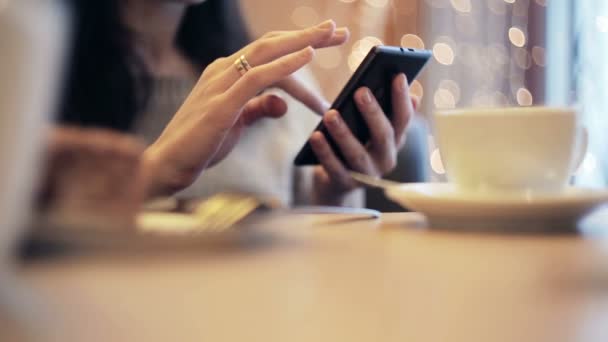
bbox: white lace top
[133,70,321,206]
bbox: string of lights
[247,0,553,179]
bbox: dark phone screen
[294,46,432,166]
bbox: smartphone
[293,45,432,166]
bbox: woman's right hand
[142,20,349,198]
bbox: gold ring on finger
[233,55,252,76]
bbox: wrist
[141,147,164,199]
[141,145,190,199]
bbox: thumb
[240,94,288,126]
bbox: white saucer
[384,183,608,231]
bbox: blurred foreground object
[39,127,146,231]
[0,0,69,340]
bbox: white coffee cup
[433,106,587,195]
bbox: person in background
[58,0,419,207]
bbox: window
[548,0,608,186]
[571,0,608,186]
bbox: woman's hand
[142,20,349,198]
[310,73,420,205]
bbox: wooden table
[15,211,608,341]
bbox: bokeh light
[365,0,389,8]
[433,88,456,109]
[439,79,461,103]
[509,27,527,47]
[531,46,546,66]
[347,52,364,72]
[472,91,494,107]
[294,0,541,143]
[514,48,532,70]
[400,34,425,49]
[487,44,510,66]
[433,42,455,65]
[353,36,383,56]
[430,149,446,175]
[516,87,533,106]
[450,0,472,13]
[348,36,384,72]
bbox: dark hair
[59,0,251,132]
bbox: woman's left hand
[309,73,419,205]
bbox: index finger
[221,20,347,70]
[258,27,350,50]
[221,47,316,117]
[276,76,330,115]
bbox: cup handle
[572,126,589,173]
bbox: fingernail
[334,28,351,42]
[310,133,321,147]
[317,20,335,31]
[327,112,341,127]
[360,88,372,105]
[298,46,315,60]
[398,73,407,92]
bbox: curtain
[412,0,546,178]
